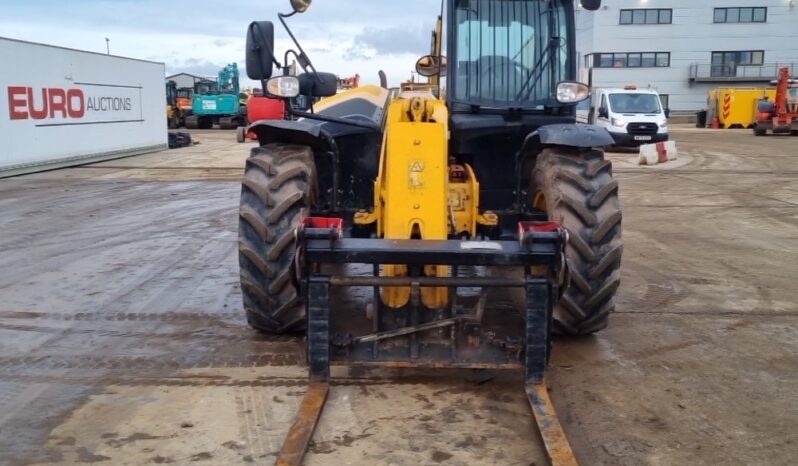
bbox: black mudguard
[522,123,614,155]
[537,123,614,147]
[515,123,614,214]
[247,118,381,213]
[249,119,337,153]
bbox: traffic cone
[710,117,720,129]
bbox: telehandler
[239,0,618,464]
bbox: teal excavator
[185,63,246,129]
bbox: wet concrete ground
[0,128,796,465]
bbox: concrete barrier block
[664,140,678,161]
[639,141,678,165]
[638,144,659,165]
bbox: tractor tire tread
[532,148,623,335]
[238,143,315,334]
[242,178,274,208]
[556,196,597,227]
[239,206,274,242]
[589,180,619,208]
[591,211,623,244]
[556,169,594,192]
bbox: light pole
[105,37,110,55]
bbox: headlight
[611,117,626,127]
[660,118,668,128]
[266,76,300,98]
[556,81,589,103]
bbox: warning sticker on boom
[409,160,424,189]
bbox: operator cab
[448,0,571,111]
[439,0,597,211]
[442,0,590,135]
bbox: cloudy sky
[2,0,443,87]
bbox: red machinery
[336,73,360,91]
[236,94,285,142]
[754,66,798,136]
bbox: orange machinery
[336,74,360,91]
[754,66,798,136]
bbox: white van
[577,87,669,147]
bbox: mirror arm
[283,50,291,70]
[278,12,318,77]
[283,49,312,73]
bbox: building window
[620,9,672,25]
[589,52,670,68]
[659,94,669,110]
[714,7,767,23]
[710,50,764,77]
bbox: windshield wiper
[514,42,552,101]
[515,1,559,102]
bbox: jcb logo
[7,86,85,120]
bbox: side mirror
[598,106,608,119]
[580,0,601,11]
[298,72,338,98]
[290,0,311,13]
[415,55,447,78]
[664,108,671,118]
[246,21,275,80]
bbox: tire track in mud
[0,309,302,342]
[0,310,242,322]
[618,262,689,313]
[0,372,484,389]
[615,168,798,175]
[0,321,300,342]
[0,373,309,388]
[0,352,303,372]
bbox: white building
[576,1,798,112]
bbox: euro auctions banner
[0,37,167,176]
[7,84,141,125]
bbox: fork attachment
[275,220,577,466]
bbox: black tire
[754,126,767,136]
[220,117,235,130]
[185,115,199,129]
[236,126,246,143]
[198,117,213,129]
[238,144,316,333]
[532,148,623,335]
